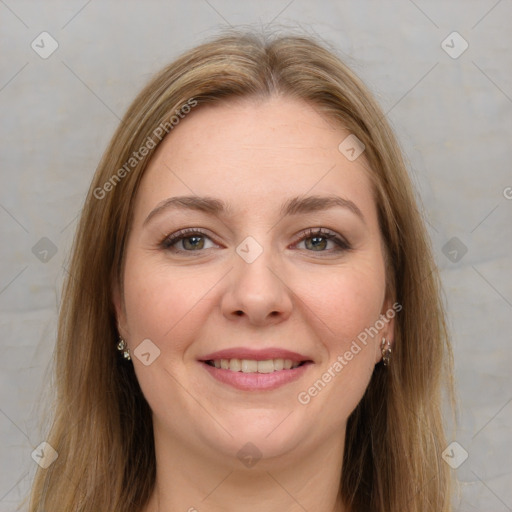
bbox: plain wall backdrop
[1,1,511,510]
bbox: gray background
[1,1,511,510]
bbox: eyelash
[159,227,351,255]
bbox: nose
[220,245,293,326]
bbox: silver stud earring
[117,337,131,360]
[381,338,392,366]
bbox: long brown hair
[27,30,454,512]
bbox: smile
[199,348,313,391]
[205,358,304,373]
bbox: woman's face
[115,96,394,467]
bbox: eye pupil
[306,236,328,251]
[183,236,204,250]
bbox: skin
[114,96,395,512]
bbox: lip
[201,360,313,391]
[199,347,312,363]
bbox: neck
[143,427,346,512]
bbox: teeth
[257,360,274,373]
[229,359,241,372]
[274,358,284,371]
[210,358,301,373]
[242,360,258,373]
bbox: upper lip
[199,347,313,363]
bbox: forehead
[134,96,377,224]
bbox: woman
[27,31,454,512]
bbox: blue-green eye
[160,227,351,255]
[161,228,215,252]
[294,228,351,253]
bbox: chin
[206,409,309,461]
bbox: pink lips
[199,347,311,363]
[199,347,313,391]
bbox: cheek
[122,254,214,353]
[292,259,385,414]
[300,260,386,347]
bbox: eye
[160,228,218,253]
[160,227,351,255]
[293,228,351,254]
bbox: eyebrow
[143,194,365,226]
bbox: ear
[112,279,129,340]
[374,296,399,365]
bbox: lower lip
[200,362,312,391]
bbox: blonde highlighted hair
[27,30,453,512]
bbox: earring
[117,337,131,360]
[381,338,392,366]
